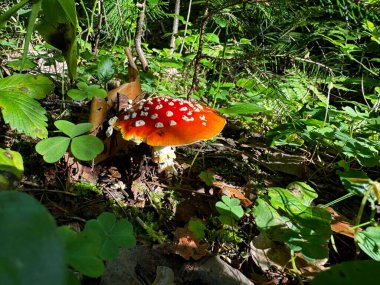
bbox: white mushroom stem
[152,146,177,174]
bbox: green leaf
[216,195,244,224]
[254,186,332,260]
[199,170,214,186]
[68,83,107,100]
[84,212,136,260]
[0,148,24,190]
[97,56,114,83]
[188,218,206,239]
[7,59,37,70]
[71,135,104,161]
[337,170,376,203]
[355,227,380,261]
[286,182,318,206]
[0,74,52,138]
[54,120,92,138]
[58,226,104,278]
[219,103,270,115]
[35,137,71,163]
[0,74,53,99]
[0,192,65,285]
[57,0,77,27]
[311,260,380,285]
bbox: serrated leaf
[0,90,48,138]
[0,73,53,99]
[97,56,114,83]
[70,135,104,161]
[35,137,70,163]
[355,227,380,261]
[55,120,92,138]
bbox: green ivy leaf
[0,74,52,138]
[70,135,104,161]
[0,192,65,285]
[355,227,380,261]
[35,137,71,163]
[84,212,136,260]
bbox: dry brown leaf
[89,96,109,134]
[173,226,208,260]
[213,181,253,207]
[326,207,359,238]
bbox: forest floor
[3,95,363,284]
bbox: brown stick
[187,5,209,99]
[170,0,181,55]
[135,0,149,71]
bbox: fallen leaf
[213,181,253,207]
[326,207,359,238]
[173,226,208,260]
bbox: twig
[188,4,209,99]
[170,0,181,55]
[135,0,149,71]
[93,0,103,54]
[179,0,192,54]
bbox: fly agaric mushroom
[114,96,226,173]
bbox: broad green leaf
[0,148,24,190]
[97,56,114,83]
[68,83,107,100]
[219,103,270,115]
[254,186,332,260]
[311,260,380,285]
[286,182,318,206]
[84,212,135,260]
[0,0,29,28]
[58,226,104,278]
[70,135,104,161]
[35,137,70,163]
[337,170,376,203]
[0,90,48,138]
[0,74,53,99]
[355,227,380,261]
[54,120,92,138]
[7,59,37,70]
[205,33,220,44]
[0,74,52,138]
[57,0,77,27]
[0,192,65,285]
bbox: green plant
[0,148,23,190]
[35,120,104,163]
[253,182,332,261]
[0,73,53,138]
[67,82,107,101]
[188,218,207,239]
[0,191,135,283]
[215,195,244,226]
[58,212,136,278]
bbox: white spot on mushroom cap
[166,111,174,117]
[169,120,177,126]
[151,113,158,119]
[199,115,206,121]
[155,104,163,110]
[168,102,174,106]
[155,122,164,128]
[143,107,150,111]
[140,111,149,117]
[135,120,145,127]
[180,107,188,111]
[131,112,137,118]
[182,115,194,122]
[202,122,207,126]
[123,114,130,120]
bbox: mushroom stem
[152,146,177,174]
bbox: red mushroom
[114,96,226,172]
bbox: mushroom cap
[115,96,226,146]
